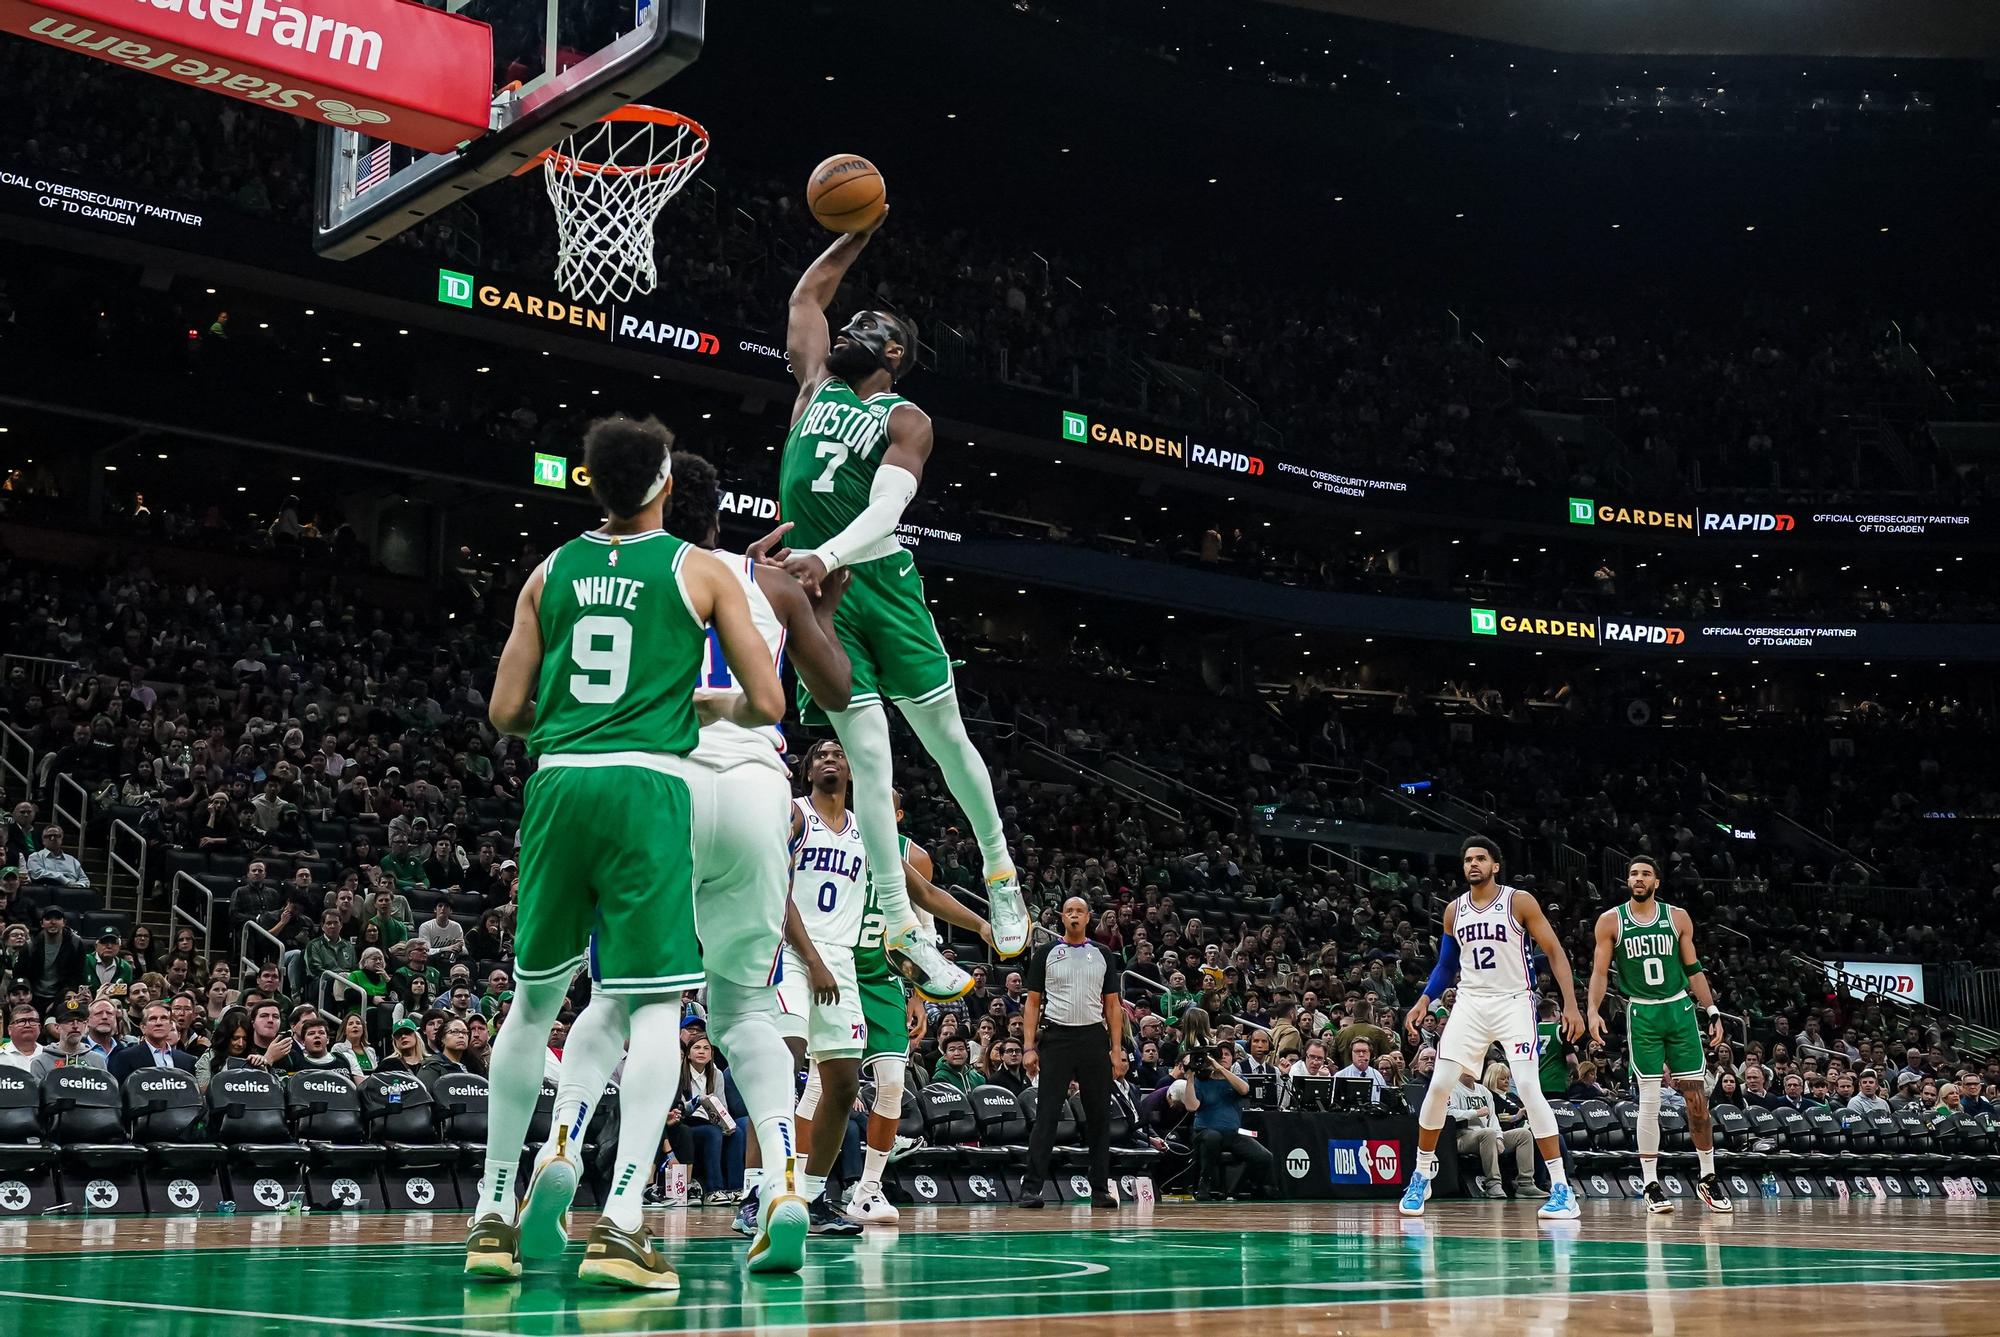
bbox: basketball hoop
[528,105,710,305]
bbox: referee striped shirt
[1024,937,1119,1026]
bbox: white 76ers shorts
[774,945,865,1060]
[1438,990,1538,1073]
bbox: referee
[1019,895,1122,1208]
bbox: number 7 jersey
[528,529,705,758]
[777,375,910,559]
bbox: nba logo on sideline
[1326,1139,1404,1186]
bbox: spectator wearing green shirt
[304,909,359,1010]
[378,832,428,892]
[1159,969,1201,1021]
[393,940,443,1005]
[931,1036,985,1095]
[366,889,409,948]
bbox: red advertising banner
[0,0,492,151]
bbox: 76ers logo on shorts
[1326,1138,1403,1186]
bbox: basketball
[807,153,887,232]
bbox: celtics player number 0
[1643,957,1666,986]
[569,614,633,703]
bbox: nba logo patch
[1326,1138,1404,1186]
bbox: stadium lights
[104,465,117,472]
[205,288,215,294]
[157,454,167,460]
[399,329,409,335]
[258,323,269,330]
[701,413,711,419]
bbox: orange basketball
[807,153,887,232]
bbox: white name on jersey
[790,797,867,949]
[1453,886,1532,995]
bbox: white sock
[1416,1149,1439,1178]
[600,999,683,1233]
[800,1171,828,1204]
[1544,1158,1569,1187]
[861,1144,889,1190]
[1641,1155,1660,1186]
[474,977,567,1224]
[1697,1147,1716,1178]
[544,994,630,1161]
[896,690,1011,877]
[828,703,919,928]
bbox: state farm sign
[0,0,491,151]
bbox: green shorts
[856,954,911,1068]
[798,550,954,726]
[1628,994,1704,1080]
[514,759,701,996]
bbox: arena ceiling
[1270,0,2000,58]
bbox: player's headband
[640,448,673,507]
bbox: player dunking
[470,417,785,1288]
[774,210,1031,1001]
[1401,837,1586,1220]
[514,449,858,1277]
[1588,855,1733,1214]
[769,744,998,1232]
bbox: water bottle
[1758,1172,1779,1199]
[217,1201,237,1216]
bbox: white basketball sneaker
[844,1183,900,1225]
[986,869,1032,959]
[518,1123,579,1260]
[887,924,972,1002]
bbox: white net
[541,107,709,305]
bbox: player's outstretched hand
[1402,1000,1425,1045]
[1587,1010,1607,1045]
[810,568,852,613]
[747,521,794,567]
[1561,1005,1586,1043]
[784,552,829,597]
[860,204,890,236]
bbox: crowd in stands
[7,40,1996,505]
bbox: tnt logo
[437,269,474,308]
[1568,497,1595,524]
[1327,1138,1404,1185]
[1285,1148,1311,1179]
[1470,607,1498,636]
[1061,411,1089,444]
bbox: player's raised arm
[1672,906,1726,1048]
[754,565,852,712]
[787,211,888,397]
[488,566,546,738]
[1403,904,1459,1043]
[1517,892,1586,1042]
[684,549,784,728]
[902,839,994,950]
[1587,909,1618,1044]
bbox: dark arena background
[1,0,1999,1332]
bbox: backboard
[313,0,703,260]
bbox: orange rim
[519,105,710,179]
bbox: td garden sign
[1469,606,1876,655]
[1567,496,1974,540]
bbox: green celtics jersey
[854,835,913,982]
[528,530,705,758]
[1614,901,1691,1002]
[1536,1019,1568,1094]
[778,376,912,552]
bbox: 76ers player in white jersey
[1399,837,1586,1220]
[520,450,853,1276]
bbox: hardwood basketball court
[2,1201,1996,1336]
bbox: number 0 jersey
[687,549,788,775]
[1613,901,1690,1002]
[1451,885,1533,997]
[777,376,911,558]
[529,530,704,758]
[789,796,868,950]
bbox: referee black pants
[1023,1022,1112,1195]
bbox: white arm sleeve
[808,463,917,573]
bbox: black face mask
[828,312,907,382]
